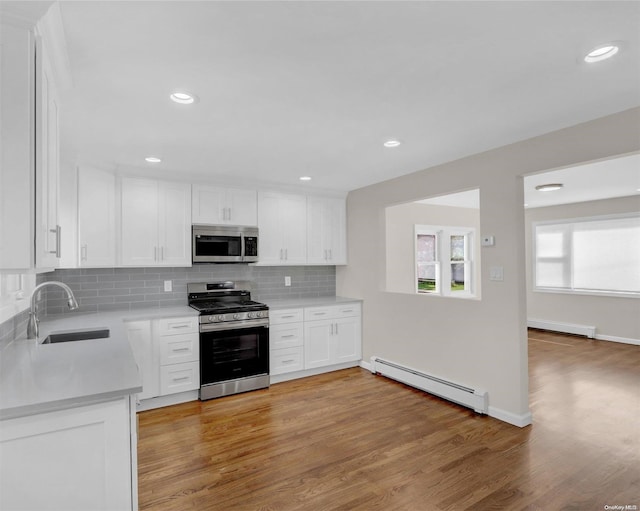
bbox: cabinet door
[304,319,332,369]
[0,398,133,511]
[334,316,362,364]
[257,191,284,264]
[226,187,258,226]
[192,185,225,224]
[307,197,346,265]
[78,166,116,267]
[121,178,159,266]
[34,38,60,269]
[281,194,307,264]
[158,181,191,266]
[126,320,158,400]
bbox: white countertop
[0,306,197,420]
[264,296,362,310]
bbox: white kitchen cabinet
[192,184,257,226]
[258,191,307,265]
[125,320,158,401]
[0,397,137,511]
[303,303,361,370]
[120,177,191,267]
[270,308,305,375]
[78,166,116,267]
[157,316,199,396]
[0,7,66,271]
[34,34,61,269]
[307,196,347,265]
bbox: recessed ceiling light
[384,139,402,148]
[535,183,564,192]
[299,176,312,181]
[584,44,619,63]
[145,156,162,163]
[170,91,197,104]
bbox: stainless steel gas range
[187,282,269,400]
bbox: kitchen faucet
[27,281,79,339]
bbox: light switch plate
[489,266,504,281]
[481,235,495,247]
[164,280,172,292]
[284,276,291,287]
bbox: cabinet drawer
[158,317,198,336]
[335,303,361,318]
[270,324,304,349]
[160,361,199,395]
[159,333,199,365]
[270,309,304,325]
[270,347,304,375]
[304,306,334,321]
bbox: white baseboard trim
[270,361,360,384]
[595,334,640,346]
[359,359,373,372]
[488,406,533,428]
[528,318,596,338]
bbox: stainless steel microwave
[192,225,258,263]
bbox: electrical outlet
[284,276,291,287]
[164,280,172,292]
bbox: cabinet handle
[81,244,88,262]
[227,208,232,221]
[279,248,283,261]
[285,248,288,260]
[313,312,326,316]
[329,249,332,260]
[330,323,334,335]
[335,323,339,335]
[160,246,164,261]
[48,225,61,257]
[172,376,190,382]
[172,347,190,352]
[281,315,295,319]
[282,359,296,364]
[281,334,295,339]
[154,246,157,262]
[170,324,190,329]
[342,309,353,313]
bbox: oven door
[200,323,269,388]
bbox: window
[534,214,640,296]
[415,226,475,297]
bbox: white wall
[337,108,640,427]
[526,195,640,343]
[385,202,480,295]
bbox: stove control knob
[247,312,255,319]
[208,315,214,322]
[233,313,240,320]
[257,311,264,318]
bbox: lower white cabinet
[126,316,199,405]
[270,303,361,377]
[0,397,137,511]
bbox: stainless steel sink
[41,328,110,344]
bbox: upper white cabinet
[192,185,257,226]
[34,35,61,269]
[258,191,307,265]
[0,5,68,271]
[307,196,347,265]
[120,178,191,267]
[78,166,116,267]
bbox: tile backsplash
[37,265,336,315]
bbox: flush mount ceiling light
[384,139,402,148]
[535,183,564,192]
[170,91,198,104]
[299,176,312,181]
[145,156,162,163]
[584,44,620,63]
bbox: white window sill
[533,287,640,299]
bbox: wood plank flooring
[137,330,639,510]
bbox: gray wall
[37,265,335,315]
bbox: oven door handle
[200,319,269,332]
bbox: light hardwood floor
[138,330,639,510]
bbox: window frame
[415,225,475,299]
[532,213,640,299]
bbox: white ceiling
[52,1,640,196]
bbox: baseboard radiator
[370,357,488,414]
[527,319,596,338]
